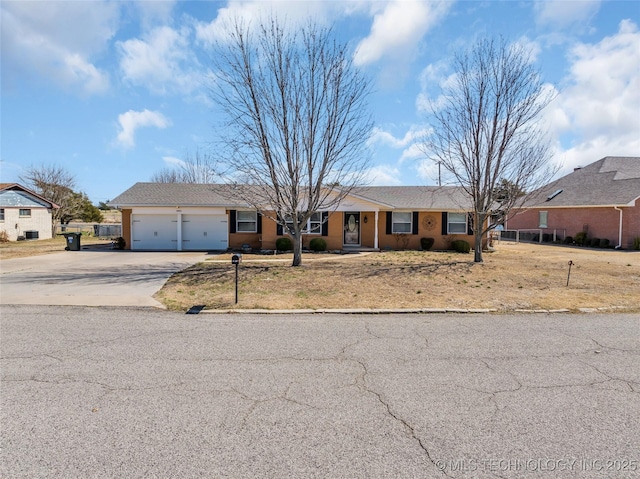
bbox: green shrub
[451,239,471,253]
[309,237,327,252]
[563,236,573,245]
[276,237,293,251]
[633,237,640,250]
[574,231,588,246]
[599,238,610,248]
[590,237,601,247]
[420,237,435,251]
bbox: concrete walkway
[0,250,208,308]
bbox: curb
[194,306,634,315]
[201,308,499,314]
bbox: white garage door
[132,214,178,250]
[182,214,228,251]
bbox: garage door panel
[182,215,228,250]
[132,215,177,250]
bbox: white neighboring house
[0,183,60,241]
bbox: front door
[343,212,360,246]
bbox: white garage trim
[130,208,229,251]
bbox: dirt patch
[155,242,640,312]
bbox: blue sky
[2,0,639,204]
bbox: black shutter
[321,212,329,236]
[412,212,419,235]
[386,212,393,234]
[257,212,262,234]
[229,210,236,233]
[277,223,283,236]
[467,213,474,235]
[441,212,448,235]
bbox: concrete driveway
[0,250,208,307]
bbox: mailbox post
[231,253,242,304]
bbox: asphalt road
[1,306,638,478]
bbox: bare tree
[420,38,557,262]
[151,149,219,183]
[19,164,77,236]
[211,18,372,266]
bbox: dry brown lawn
[0,235,109,259]
[155,242,640,312]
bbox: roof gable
[0,184,59,209]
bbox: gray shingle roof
[352,186,472,210]
[109,183,252,208]
[109,183,473,210]
[524,156,640,207]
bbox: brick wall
[507,204,640,248]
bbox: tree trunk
[473,213,486,263]
[292,233,303,266]
[474,231,483,263]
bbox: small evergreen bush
[451,239,471,253]
[420,237,435,251]
[590,237,601,247]
[574,231,588,246]
[309,237,327,252]
[599,238,610,248]
[563,236,573,245]
[633,237,640,250]
[276,237,293,251]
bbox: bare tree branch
[210,17,373,265]
[150,149,220,184]
[19,164,77,236]
[420,38,558,262]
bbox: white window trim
[236,210,258,233]
[447,212,467,234]
[539,211,548,228]
[391,211,412,234]
[286,212,323,234]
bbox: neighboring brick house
[0,183,60,241]
[108,183,477,251]
[505,157,640,248]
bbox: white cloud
[133,0,177,29]
[118,26,202,95]
[162,156,184,166]
[534,0,600,29]
[115,110,171,149]
[549,20,640,171]
[361,165,403,186]
[353,0,452,67]
[1,0,117,94]
[195,0,344,46]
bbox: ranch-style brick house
[108,183,477,252]
[505,156,640,249]
[0,183,59,241]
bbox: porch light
[364,215,368,223]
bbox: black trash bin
[63,233,81,251]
